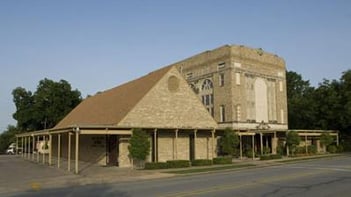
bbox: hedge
[191,159,213,166]
[144,162,169,170]
[260,154,282,160]
[167,160,191,168]
[213,157,232,164]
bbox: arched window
[200,79,214,117]
[202,79,213,90]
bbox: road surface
[8,154,351,197]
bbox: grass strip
[278,154,340,163]
[165,164,256,174]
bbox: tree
[286,131,300,156]
[219,128,239,156]
[286,71,316,129]
[128,128,150,168]
[320,133,334,148]
[0,125,19,153]
[12,78,82,131]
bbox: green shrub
[245,148,255,158]
[337,145,344,153]
[260,154,282,160]
[213,157,232,164]
[191,159,213,166]
[277,142,285,156]
[262,147,271,155]
[144,162,168,170]
[295,146,306,154]
[327,145,337,153]
[308,145,317,154]
[166,160,190,168]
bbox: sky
[0,0,350,132]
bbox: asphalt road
[7,154,351,197]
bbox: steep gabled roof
[54,66,173,129]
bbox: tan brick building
[16,45,339,174]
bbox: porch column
[28,136,31,159]
[32,135,35,161]
[21,137,24,158]
[252,135,255,160]
[75,129,80,174]
[49,134,52,165]
[175,129,178,160]
[239,135,242,160]
[260,133,263,155]
[194,129,197,160]
[24,137,27,159]
[153,129,157,162]
[336,134,339,146]
[16,137,18,155]
[272,132,277,154]
[42,136,46,164]
[305,135,308,154]
[37,136,40,162]
[211,130,215,159]
[68,133,72,172]
[58,134,61,168]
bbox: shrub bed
[167,160,191,168]
[260,154,282,160]
[191,159,213,166]
[144,162,168,170]
[213,157,232,164]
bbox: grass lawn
[165,164,256,174]
[278,154,340,163]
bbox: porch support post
[252,134,255,160]
[305,135,308,154]
[32,135,35,161]
[175,129,178,160]
[28,136,31,159]
[211,129,215,159]
[58,134,61,168]
[24,137,27,159]
[239,134,242,160]
[49,134,52,165]
[336,133,339,146]
[37,136,40,162]
[21,137,24,158]
[194,129,197,160]
[68,132,72,172]
[16,137,18,155]
[42,136,46,164]
[75,129,80,174]
[260,133,263,155]
[153,129,157,162]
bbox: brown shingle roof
[54,66,173,129]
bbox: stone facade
[170,45,288,130]
[118,67,217,129]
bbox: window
[219,73,224,87]
[218,62,225,70]
[220,105,225,122]
[186,72,193,79]
[201,79,214,117]
[235,72,241,85]
[279,81,283,92]
[202,79,213,90]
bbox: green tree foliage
[286,71,316,129]
[219,128,239,156]
[128,128,150,162]
[12,78,82,131]
[320,133,334,147]
[286,131,300,155]
[0,125,19,153]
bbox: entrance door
[108,135,118,166]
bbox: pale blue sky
[0,0,350,131]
